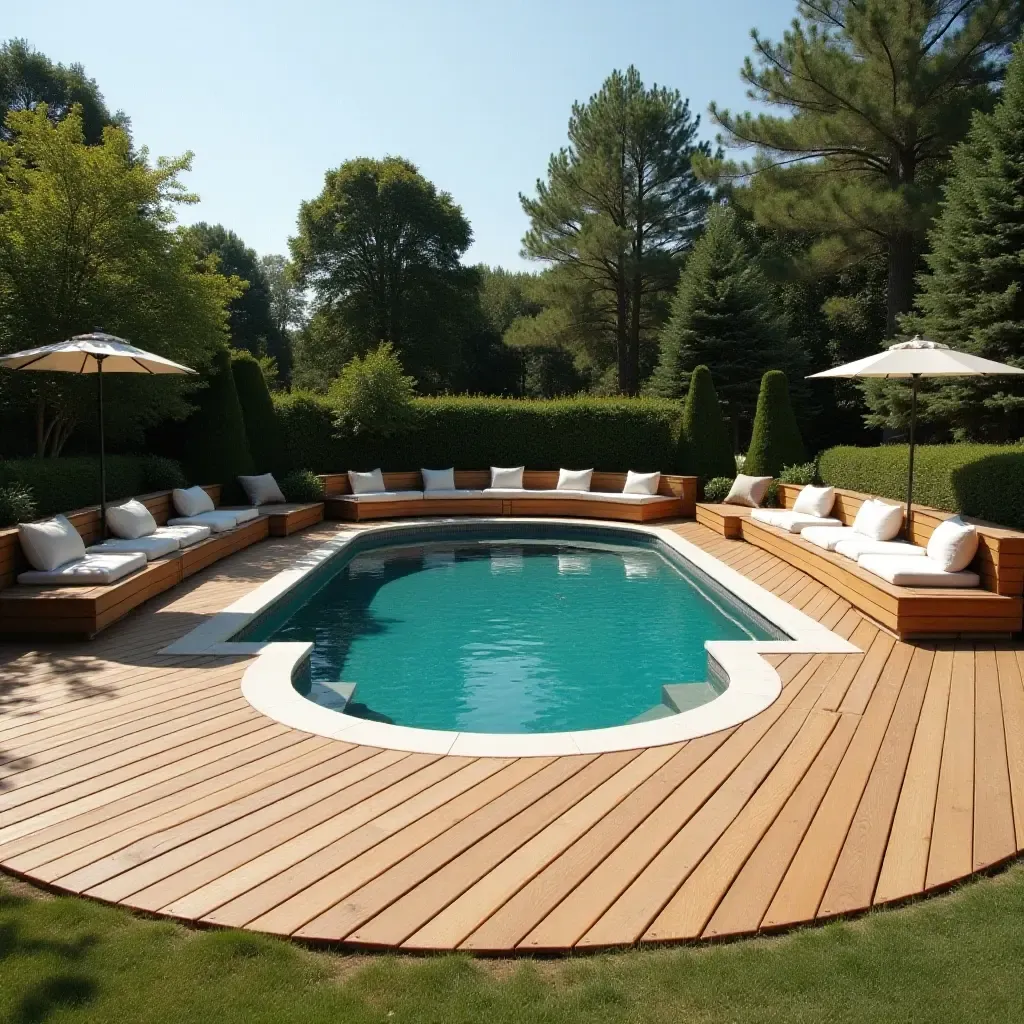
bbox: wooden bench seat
[221,502,325,537]
[320,470,696,524]
[695,502,753,539]
[0,484,272,638]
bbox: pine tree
[649,206,797,448]
[897,38,1024,441]
[745,370,807,477]
[701,1,1021,335]
[682,365,735,480]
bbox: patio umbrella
[0,332,197,533]
[808,336,1024,525]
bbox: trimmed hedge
[180,348,254,499]
[683,365,734,480]
[232,351,285,474]
[745,370,806,478]
[818,444,1024,530]
[0,455,186,520]
[274,394,689,475]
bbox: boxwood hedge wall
[274,393,690,475]
[818,444,1024,530]
[0,455,186,519]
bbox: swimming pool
[242,524,780,734]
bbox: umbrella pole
[906,373,919,535]
[97,356,107,538]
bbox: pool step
[662,681,721,713]
[627,703,678,724]
[309,681,356,711]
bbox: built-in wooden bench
[697,483,1024,638]
[224,502,325,537]
[695,502,753,539]
[0,483,272,638]
[319,470,696,524]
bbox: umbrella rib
[79,352,89,374]
[131,357,156,374]
[7,352,50,370]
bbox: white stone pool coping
[162,517,861,756]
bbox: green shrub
[328,343,417,438]
[702,477,733,502]
[275,393,689,475]
[745,370,807,477]
[232,350,285,473]
[683,365,734,481]
[180,347,254,497]
[0,483,37,527]
[818,443,1024,529]
[0,455,186,519]
[278,469,324,503]
[778,461,818,485]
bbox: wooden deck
[1,519,1022,953]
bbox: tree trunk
[35,397,46,458]
[886,231,916,337]
[615,259,628,392]
[627,272,641,395]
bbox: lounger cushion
[926,516,979,572]
[18,514,86,572]
[725,475,772,508]
[483,488,672,505]
[421,467,455,491]
[834,537,925,560]
[173,486,215,517]
[792,485,835,518]
[18,550,146,586]
[858,554,980,588]
[167,510,247,533]
[106,499,157,539]
[153,524,211,547]
[232,507,260,524]
[348,469,385,495]
[801,526,857,550]
[422,489,486,499]
[341,491,424,503]
[490,466,524,489]
[87,534,180,561]
[557,468,593,492]
[852,498,903,540]
[750,509,842,533]
[623,470,660,496]
[238,473,286,506]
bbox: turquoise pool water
[245,528,776,734]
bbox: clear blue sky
[7,0,795,269]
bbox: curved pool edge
[161,516,862,757]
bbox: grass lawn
[3,866,1024,1024]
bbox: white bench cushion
[835,537,925,560]
[88,535,180,561]
[238,473,286,505]
[153,524,211,547]
[557,468,593,492]
[348,469,386,494]
[422,489,486,499]
[852,499,903,540]
[750,509,842,533]
[623,470,660,495]
[858,554,980,588]
[19,551,146,586]
[792,485,835,518]
[421,468,455,491]
[342,491,424,503]
[801,526,857,550]
[18,514,86,572]
[725,475,772,508]
[926,516,979,572]
[483,488,672,505]
[490,466,524,488]
[167,510,246,533]
[232,507,259,524]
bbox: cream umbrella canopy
[808,336,1024,525]
[0,332,197,532]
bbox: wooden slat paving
[2,518,1023,952]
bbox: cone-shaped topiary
[683,365,735,480]
[745,370,806,478]
[231,350,285,473]
[181,347,254,495]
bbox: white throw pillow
[557,468,593,492]
[792,485,835,518]
[926,516,979,572]
[852,499,902,541]
[623,470,660,496]
[238,473,286,506]
[348,469,386,495]
[724,475,772,508]
[421,467,455,491]
[490,466,524,489]
[106,499,157,540]
[18,514,86,572]
[172,485,215,517]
